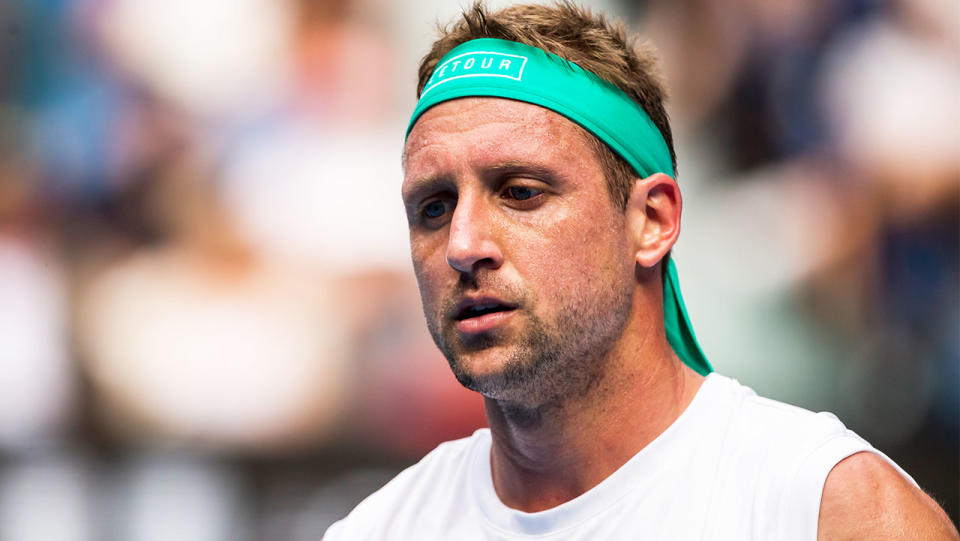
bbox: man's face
[402,98,637,407]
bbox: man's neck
[483,342,704,512]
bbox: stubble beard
[422,276,634,411]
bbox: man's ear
[625,173,682,268]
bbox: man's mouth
[454,303,514,320]
[452,297,517,333]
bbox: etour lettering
[422,51,528,95]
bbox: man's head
[402,2,700,408]
[416,1,676,210]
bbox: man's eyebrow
[402,161,561,200]
[484,161,559,182]
[401,174,453,205]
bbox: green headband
[407,38,711,376]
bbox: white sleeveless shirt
[324,373,914,540]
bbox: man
[324,3,957,539]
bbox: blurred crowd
[0,0,956,538]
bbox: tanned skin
[402,97,958,537]
[818,452,958,540]
[404,97,702,511]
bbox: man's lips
[452,296,518,333]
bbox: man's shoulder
[706,374,955,539]
[709,374,877,486]
[707,373,852,451]
[819,451,959,540]
[322,429,488,540]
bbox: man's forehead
[403,97,592,165]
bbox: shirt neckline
[468,372,726,536]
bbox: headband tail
[663,257,712,375]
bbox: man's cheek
[411,256,435,298]
[415,275,445,322]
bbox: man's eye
[422,200,448,219]
[504,186,542,201]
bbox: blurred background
[0,0,956,538]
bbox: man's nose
[445,196,504,274]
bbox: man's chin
[445,345,517,384]
[438,327,514,367]
[452,369,531,404]
[444,348,552,406]
[433,322,558,405]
